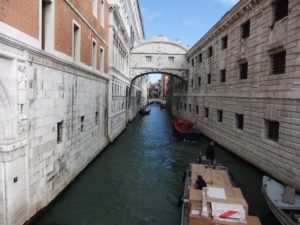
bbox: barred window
[196,106,199,115]
[191,59,194,67]
[271,51,286,75]
[205,107,209,118]
[217,110,223,123]
[207,74,211,84]
[220,69,226,83]
[169,56,175,62]
[57,121,63,143]
[265,120,280,142]
[241,20,250,39]
[189,104,192,112]
[235,114,244,130]
[146,56,152,62]
[221,35,228,50]
[184,103,187,111]
[208,46,213,58]
[240,62,248,80]
[198,53,202,63]
[274,0,288,22]
[198,77,201,86]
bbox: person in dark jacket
[206,141,215,164]
[195,175,207,190]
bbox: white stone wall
[173,0,300,191]
[0,36,109,225]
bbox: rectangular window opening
[100,48,104,72]
[146,56,152,62]
[205,107,209,118]
[198,53,202,63]
[169,56,175,62]
[271,51,286,75]
[217,110,223,123]
[208,46,213,58]
[207,74,211,84]
[81,116,84,132]
[95,112,99,125]
[274,0,288,22]
[100,0,105,27]
[198,77,201,86]
[235,114,244,130]
[221,35,228,50]
[93,0,98,17]
[240,62,248,80]
[92,41,97,70]
[220,69,226,83]
[73,23,80,62]
[241,20,250,39]
[57,121,63,143]
[196,106,199,115]
[265,120,280,142]
[42,0,52,50]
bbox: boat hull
[173,119,201,142]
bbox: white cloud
[216,0,239,5]
[142,8,161,22]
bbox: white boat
[262,176,300,225]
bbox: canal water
[28,104,280,225]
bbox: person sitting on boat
[206,141,215,165]
[195,175,207,190]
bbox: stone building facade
[171,0,300,191]
[0,1,112,225]
[107,0,147,141]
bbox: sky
[140,0,239,48]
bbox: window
[208,46,213,58]
[93,0,98,17]
[217,110,223,123]
[191,79,193,87]
[42,0,53,50]
[239,62,248,80]
[205,107,209,118]
[198,53,202,63]
[235,114,244,130]
[176,102,179,110]
[271,51,286,75]
[241,20,250,39]
[81,116,84,132]
[265,120,280,142]
[221,35,228,50]
[184,103,187,111]
[191,59,194,67]
[99,48,104,72]
[180,102,183,109]
[220,69,226,83]
[92,41,97,70]
[146,56,152,62]
[100,0,105,27]
[207,74,211,84]
[95,112,99,125]
[274,0,288,22]
[169,56,175,62]
[57,121,63,143]
[196,106,199,115]
[189,104,192,112]
[198,77,201,86]
[73,22,80,62]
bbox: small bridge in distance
[148,98,166,105]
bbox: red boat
[173,119,201,141]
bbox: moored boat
[173,119,201,142]
[180,162,262,225]
[262,176,300,225]
[140,107,151,116]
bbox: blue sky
[141,0,239,83]
[140,0,239,48]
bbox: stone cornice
[188,0,262,57]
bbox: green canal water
[28,104,280,225]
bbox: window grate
[271,51,286,75]
[274,0,288,22]
[240,62,248,80]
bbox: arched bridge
[148,98,166,105]
[130,36,189,82]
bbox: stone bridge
[148,98,166,105]
[129,36,189,83]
